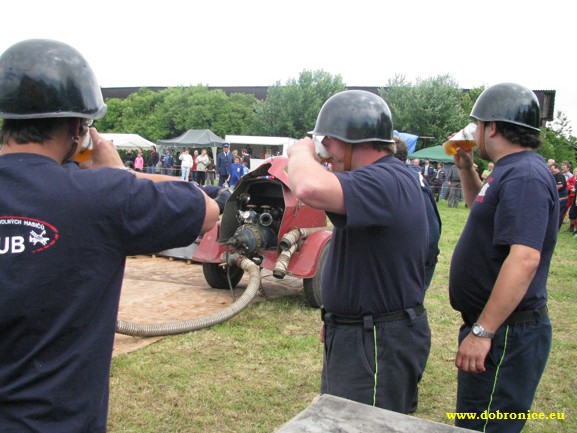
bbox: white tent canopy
[225,135,294,156]
[225,135,295,170]
[100,133,156,150]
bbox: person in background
[206,157,216,185]
[411,158,421,173]
[549,162,567,230]
[242,147,251,169]
[161,148,174,175]
[146,145,159,174]
[447,163,462,208]
[288,90,430,414]
[449,83,557,433]
[229,156,244,188]
[563,166,575,229]
[217,143,234,187]
[179,147,193,181]
[133,149,144,172]
[191,149,199,182]
[568,168,577,234]
[481,162,494,181]
[431,161,447,202]
[123,149,135,168]
[0,38,220,433]
[421,158,434,184]
[561,161,572,180]
[195,148,210,186]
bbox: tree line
[94,70,576,169]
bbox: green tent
[408,145,454,163]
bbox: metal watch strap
[472,322,495,338]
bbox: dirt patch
[113,255,303,357]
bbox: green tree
[95,98,125,133]
[381,74,469,149]
[95,86,258,143]
[539,111,577,165]
[252,70,346,138]
[460,86,485,119]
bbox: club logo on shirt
[0,216,59,255]
[476,179,491,203]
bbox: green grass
[108,203,577,432]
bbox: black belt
[462,306,548,328]
[322,305,424,325]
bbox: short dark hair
[392,136,408,162]
[491,121,541,149]
[0,118,71,145]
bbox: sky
[2,0,575,134]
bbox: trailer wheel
[203,263,245,289]
[303,240,330,308]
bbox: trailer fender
[287,230,332,279]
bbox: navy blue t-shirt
[553,172,567,198]
[0,154,206,432]
[449,151,558,316]
[409,170,441,291]
[322,155,428,316]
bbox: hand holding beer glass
[312,135,332,164]
[443,123,477,156]
[74,120,94,163]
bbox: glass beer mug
[443,123,477,156]
[74,120,94,163]
[312,135,332,164]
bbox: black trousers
[321,309,431,413]
[196,171,206,186]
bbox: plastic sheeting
[393,130,419,154]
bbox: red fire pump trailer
[192,156,332,308]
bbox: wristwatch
[471,323,495,339]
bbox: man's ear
[487,121,499,138]
[69,119,83,137]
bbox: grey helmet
[0,39,107,120]
[310,90,394,144]
[470,83,541,131]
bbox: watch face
[471,323,493,338]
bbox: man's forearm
[477,245,540,333]
[459,167,483,207]
[288,145,344,213]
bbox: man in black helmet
[0,39,221,432]
[449,83,557,433]
[288,90,431,414]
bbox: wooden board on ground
[275,394,476,433]
[113,256,303,357]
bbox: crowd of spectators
[123,146,254,187]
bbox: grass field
[108,204,577,432]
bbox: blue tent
[393,130,419,154]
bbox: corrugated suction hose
[279,227,331,251]
[115,255,261,337]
